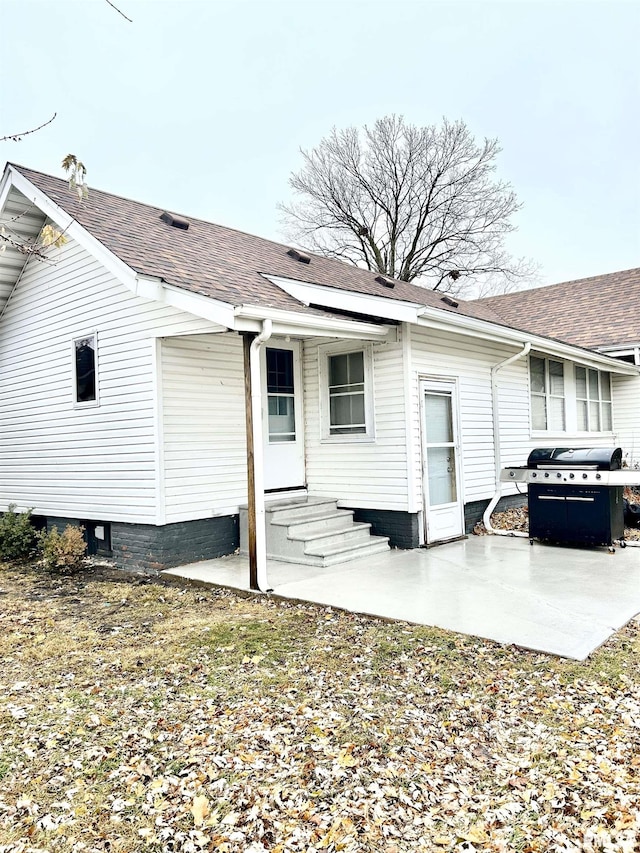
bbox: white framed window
[530,354,565,431]
[320,343,374,440]
[72,332,99,407]
[576,367,612,432]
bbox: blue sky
[1,0,638,289]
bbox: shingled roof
[10,164,504,327]
[476,268,640,349]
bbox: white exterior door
[261,340,305,491]
[421,379,464,543]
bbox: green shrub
[0,504,39,562]
[40,524,87,574]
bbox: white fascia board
[265,274,426,324]
[416,307,639,376]
[235,303,392,340]
[0,168,15,213]
[135,275,235,328]
[599,344,640,356]
[7,166,139,292]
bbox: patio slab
[162,535,640,660]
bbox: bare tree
[280,116,535,295]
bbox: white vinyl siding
[611,373,640,468]
[409,327,531,506]
[0,238,224,523]
[161,334,248,522]
[304,336,408,511]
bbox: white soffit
[264,274,426,324]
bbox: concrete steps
[240,496,390,567]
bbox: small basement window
[73,333,98,405]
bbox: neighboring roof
[6,164,505,327]
[476,268,640,350]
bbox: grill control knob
[583,473,588,480]
[532,472,537,478]
[556,472,562,478]
[570,473,575,479]
[509,471,515,478]
[544,472,550,478]
[596,473,602,480]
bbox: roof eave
[416,306,640,375]
[6,164,139,292]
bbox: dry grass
[1,562,639,852]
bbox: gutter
[483,342,531,537]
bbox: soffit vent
[441,294,459,308]
[375,275,395,289]
[287,247,311,264]
[160,211,189,231]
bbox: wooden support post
[242,332,259,590]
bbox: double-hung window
[530,355,565,430]
[576,367,612,431]
[321,345,374,439]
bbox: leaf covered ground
[1,562,639,853]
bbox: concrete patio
[162,535,640,661]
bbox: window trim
[72,331,100,408]
[319,342,375,442]
[529,354,565,432]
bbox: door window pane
[427,446,456,506]
[425,393,453,443]
[267,348,295,442]
[267,348,294,394]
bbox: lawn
[0,562,639,853]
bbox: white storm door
[261,341,305,490]
[421,380,464,543]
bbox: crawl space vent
[160,211,190,231]
[286,248,311,264]
[375,275,395,288]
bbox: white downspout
[249,319,273,591]
[483,342,531,536]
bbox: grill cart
[500,447,640,550]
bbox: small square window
[73,334,98,405]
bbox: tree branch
[1,113,57,143]
[104,0,133,22]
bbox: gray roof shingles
[476,268,640,349]
[12,164,505,327]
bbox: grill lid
[526,447,623,471]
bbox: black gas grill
[502,447,626,547]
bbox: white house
[1,163,638,581]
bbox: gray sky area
[1,0,638,290]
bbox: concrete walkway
[162,535,640,660]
